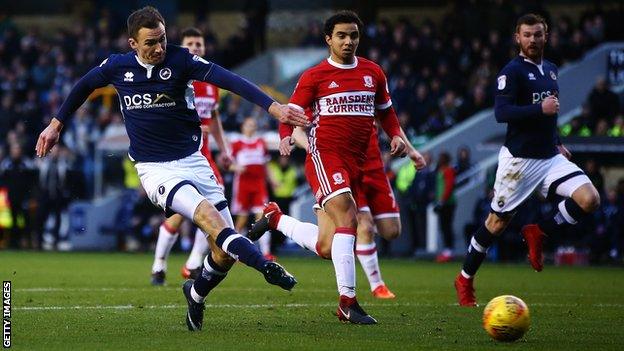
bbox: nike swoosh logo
[338,306,350,320]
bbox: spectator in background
[0,142,37,248]
[588,77,620,122]
[408,151,435,255]
[36,145,76,250]
[584,159,605,196]
[267,155,299,252]
[455,146,473,178]
[608,115,623,137]
[434,152,456,263]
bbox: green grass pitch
[1,251,623,350]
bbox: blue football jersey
[494,56,560,159]
[57,44,273,162]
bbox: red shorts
[231,177,268,215]
[305,151,362,207]
[356,166,400,218]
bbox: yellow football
[483,295,530,342]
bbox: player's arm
[187,55,308,127]
[278,123,295,156]
[376,107,406,157]
[398,127,426,169]
[36,60,111,157]
[494,69,558,123]
[208,110,233,168]
[374,67,406,157]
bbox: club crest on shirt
[332,172,345,185]
[158,185,165,195]
[550,71,557,80]
[363,75,374,88]
[497,75,506,90]
[159,67,172,80]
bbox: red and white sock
[185,228,209,270]
[356,242,384,291]
[276,214,318,255]
[332,227,356,298]
[152,222,178,272]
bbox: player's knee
[357,221,375,241]
[576,188,600,213]
[384,221,401,240]
[317,243,332,259]
[485,213,509,235]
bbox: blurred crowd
[0,3,623,262]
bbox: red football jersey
[231,136,268,180]
[289,56,392,162]
[364,124,385,171]
[193,81,219,125]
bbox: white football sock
[185,228,210,269]
[276,214,318,254]
[356,242,384,291]
[258,231,271,255]
[332,231,356,298]
[152,224,178,272]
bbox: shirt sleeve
[289,70,316,111]
[57,57,113,123]
[185,52,275,111]
[494,66,543,123]
[375,66,392,110]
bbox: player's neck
[519,52,543,65]
[328,55,358,69]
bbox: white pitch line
[14,301,624,312]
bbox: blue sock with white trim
[216,227,268,271]
[191,253,228,303]
[538,198,586,235]
[461,225,495,278]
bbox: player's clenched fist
[389,136,407,157]
[268,102,310,127]
[541,95,559,115]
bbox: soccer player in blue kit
[35,6,308,330]
[454,14,601,306]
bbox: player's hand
[278,136,295,156]
[557,144,572,160]
[541,95,559,115]
[389,136,407,157]
[218,151,234,169]
[409,149,427,170]
[36,118,63,157]
[268,102,310,127]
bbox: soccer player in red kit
[151,27,233,285]
[272,11,405,324]
[270,117,426,299]
[230,117,274,260]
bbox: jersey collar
[134,55,155,78]
[519,55,544,75]
[327,56,358,69]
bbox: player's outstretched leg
[523,187,599,271]
[249,202,320,254]
[184,198,297,291]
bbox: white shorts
[135,151,226,216]
[491,146,591,214]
